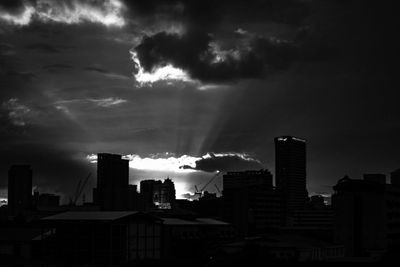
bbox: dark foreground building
[94,153,129,211]
[42,211,162,265]
[39,211,234,266]
[8,165,33,216]
[332,175,400,257]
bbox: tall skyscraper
[96,153,129,211]
[275,136,308,218]
[8,165,32,215]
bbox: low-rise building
[332,175,400,257]
[42,211,162,265]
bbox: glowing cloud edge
[0,0,125,27]
[86,152,260,173]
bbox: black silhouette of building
[32,192,60,210]
[128,185,140,210]
[140,180,158,210]
[140,178,176,210]
[40,211,234,265]
[158,178,175,207]
[95,153,129,211]
[275,136,308,224]
[42,211,163,265]
[0,227,44,264]
[363,173,386,184]
[391,169,400,186]
[161,217,235,260]
[8,165,32,215]
[222,170,281,236]
[332,175,400,257]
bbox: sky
[0,0,397,203]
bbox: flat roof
[42,211,139,221]
[275,136,306,142]
[0,228,43,241]
[162,217,230,226]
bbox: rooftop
[275,136,306,143]
[162,217,230,226]
[0,228,43,241]
[42,211,139,221]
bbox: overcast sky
[0,0,397,202]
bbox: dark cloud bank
[130,0,308,83]
[182,153,264,173]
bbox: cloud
[131,31,298,84]
[124,0,308,85]
[0,2,35,25]
[1,98,32,126]
[89,97,127,107]
[87,152,199,173]
[84,65,130,80]
[87,152,263,173]
[0,0,26,13]
[181,152,264,172]
[0,0,125,27]
[130,50,193,85]
[43,63,74,72]
[55,97,127,108]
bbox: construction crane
[194,171,221,197]
[214,184,222,195]
[72,173,91,205]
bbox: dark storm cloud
[123,0,308,26]
[0,0,27,14]
[130,0,308,82]
[181,153,264,173]
[134,31,298,82]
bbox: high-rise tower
[8,165,32,215]
[95,153,129,210]
[275,136,307,216]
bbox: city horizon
[2,134,399,205]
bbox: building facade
[275,136,308,224]
[95,153,129,211]
[140,179,176,210]
[332,175,400,256]
[8,165,32,215]
[222,170,281,236]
